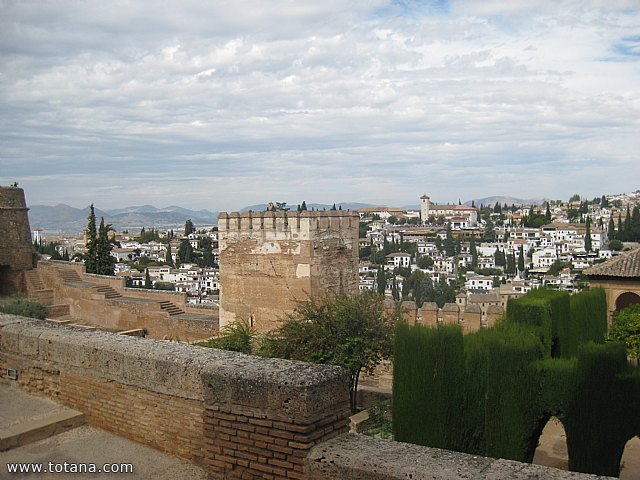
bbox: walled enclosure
[0,187,34,295]
[218,211,359,332]
[32,261,218,342]
[0,313,611,480]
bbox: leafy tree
[608,304,640,361]
[387,215,398,225]
[84,204,98,273]
[417,255,434,269]
[547,260,571,276]
[184,219,195,236]
[177,239,194,264]
[609,239,623,251]
[482,217,496,242]
[444,224,455,257]
[257,293,395,411]
[569,193,581,203]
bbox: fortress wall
[219,211,359,332]
[0,313,349,478]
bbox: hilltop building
[420,194,478,227]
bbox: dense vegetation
[393,288,640,477]
[0,296,49,320]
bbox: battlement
[218,210,358,236]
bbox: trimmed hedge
[393,287,640,477]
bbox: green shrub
[202,319,255,354]
[0,296,49,320]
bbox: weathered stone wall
[0,313,349,479]
[0,186,34,295]
[218,211,359,332]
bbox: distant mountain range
[28,197,549,235]
[239,202,379,212]
[29,204,219,235]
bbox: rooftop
[584,248,640,279]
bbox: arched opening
[615,292,640,313]
[620,435,640,479]
[533,416,568,470]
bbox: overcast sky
[1,1,639,211]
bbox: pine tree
[84,204,98,273]
[584,216,592,252]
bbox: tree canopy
[258,292,395,411]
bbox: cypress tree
[301,200,307,211]
[145,268,152,289]
[545,203,551,223]
[617,212,624,241]
[607,217,615,243]
[96,217,114,275]
[376,266,386,295]
[632,205,640,242]
[584,216,592,252]
[165,242,174,267]
[624,206,632,241]
[517,245,525,273]
[84,204,98,274]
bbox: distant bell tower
[420,194,431,224]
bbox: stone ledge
[306,434,616,480]
[0,313,348,418]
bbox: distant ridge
[238,202,379,212]
[29,204,218,234]
[465,196,550,207]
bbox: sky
[1,0,639,212]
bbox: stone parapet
[307,434,614,480]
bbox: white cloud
[1,0,639,211]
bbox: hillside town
[29,191,640,311]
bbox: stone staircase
[95,285,122,299]
[24,269,54,306]
[158,300,185,316]
[58,268,83,284]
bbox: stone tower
[0,186,35,295]
[218,210,359,332]
[420,194,431,223]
